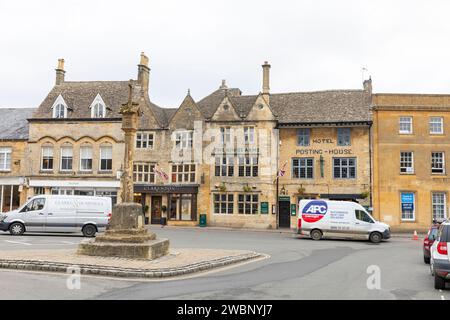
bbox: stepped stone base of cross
[78,202,170,260]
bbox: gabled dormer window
[51,95,68,119]
[90,94,106,118]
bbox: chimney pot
[220,79,228,89]
[137,52,150,93]
[55,58,66,85]
[262,61,271,96]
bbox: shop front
[0,177,25,213]
[134,184,198,226]
[28,179,120,205]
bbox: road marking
[60,241,77,245]
[4,240,32,246]
[441,295,445,300]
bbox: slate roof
[32,77,371,127]
[32,81,130,119]
[270,90,372,124]
[196,88,242,119]
[0,108,36,140]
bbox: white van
[296,200,390,243]
[0,195,111,237]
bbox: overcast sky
[2,0,450,108]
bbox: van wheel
[434,274,446,290]
[82,225,97,237]
[310,229,322,241]
[369,232,382,243]
[9,222,25,236]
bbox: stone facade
[0,108,35,212]
[278,125,372,228]
[373,94,450,232]
[3,54,377,231]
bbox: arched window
[99,143,112,171]
[41,144,54,170]
[80,144,93,171]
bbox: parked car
[430,221,450,289]
[296,200,390,243]
[0,195,111,237]
[424,223,440,264]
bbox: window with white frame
[297,128,310,146]
[89,94,106,118]
[337,128,351,146]
[91,102,105,118]
[238,156,258,177]
[399,116,413,134]
[429,117,443,134]
[175,131,193,149]
[136,132,154,149]
[244,126,255,144]
[99,145,112,171]
[432,192,446,222]
[292,158,314,179]
[53,104,66,118]
[431,152,445,174]
[213,193,234,214]
[238,194,259,214]
[133,162,155,183]
[400,151,414,174]
[0,147,12,171]
[171,163,196,183]
[41,146,54,170]
[333,157,356,179]
[80,145,93,171]
[60,146,73,171]
[215,156,234,177]
[220,127,231,145]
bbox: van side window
[355,210,374,223]
[21,198,46,212]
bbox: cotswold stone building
[372,94,450,231]
[7,53,373,229]
[0,108,35,212]
[276,82,373,228]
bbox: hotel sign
[295,138,352,155]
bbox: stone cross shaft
[119,81,141,203]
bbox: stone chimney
[363,76,372,95]
[262,61,271,100]
[219,79,228,90]
[137,52,150,93]
[55,58,65,85]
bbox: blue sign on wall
[402,203,414,211]
[401,193,414,203]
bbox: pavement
[0,226,446,300]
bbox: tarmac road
[0,226,447,300]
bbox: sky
[2,0,450,108]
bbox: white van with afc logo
[296,200,391,243]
